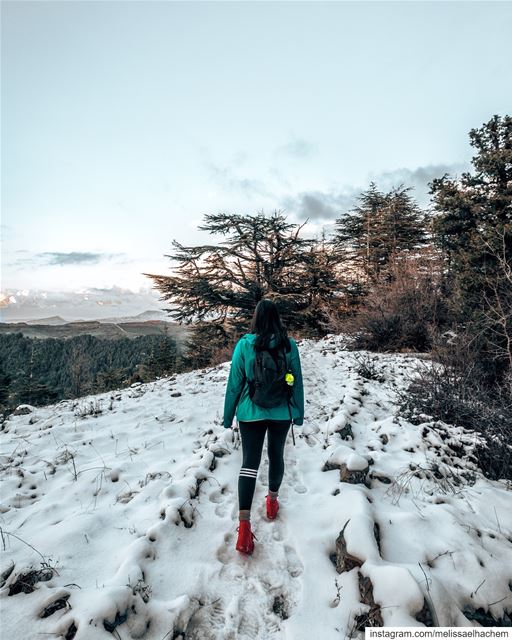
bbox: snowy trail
[1,335,511,639]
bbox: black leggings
[238,419,291,511]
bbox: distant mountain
[24,316,68,325]
[96,310,169,324]
[1,311,170,326]
[0,318,189,341]
[0,287,170,323]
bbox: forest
[145,114,511,480]
[0,333,182,413]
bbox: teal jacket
[223,333,304,428]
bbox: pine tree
[333,182,387,285]
[380,185,427,273]
[16,381,58,406]
[144,211,321,363]
[144,336,178,377]
[333,183,428,287]
[0,365,11,412]
[431,114,512,386]
[95,368,127,392]
[298,229,347,334]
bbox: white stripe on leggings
[239,468,258,477]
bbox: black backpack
[248,345,292,408]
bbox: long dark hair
[249,299,291,352]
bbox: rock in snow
[0,334,511,639]
[12,404,35,416]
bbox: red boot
[266,494,279,520]
[236,520,257,555]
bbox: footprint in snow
[215,502,229,518]
[8,493,38,509]
[237,607,267,640]
[216,533,234,565]
[208,486,232,518]
[285,458,308,494]
[208,489,224,504]
[208,487,226,514]
[284,544,304,578]
[183,596,235,640]
[271,523,284,542]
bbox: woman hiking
[223,299,304,555]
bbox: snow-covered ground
[1,335,511,639]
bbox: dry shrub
[398,329,512,481]
[345,250,449,352]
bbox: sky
[1,0,512,319]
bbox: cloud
[275,138,316,158]
[206,161,273,199]
[371,162,470,206]
[82,285,137,295]
[205,140,314,199]
[6,251,127,269]
[281,189,359,222]
[282,162,472,222]
[37,252,123,266]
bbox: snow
[327,445,368,471]
[0,334,511,639]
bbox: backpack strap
[282,345,296,446]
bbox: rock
[334,520,363,573]
[323,445,370,485]
[211,446,228,458]
[40,594,70,618]
[355,572,384,629]
[8,566,54,595]
[323,460,342,472]
[337,423,354,440]
[13,404,35,416]
[415,599,435,626]
[340,463,370,485]
[463,606,512,627]
[373,522,381,556]
[369,472,392,485]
